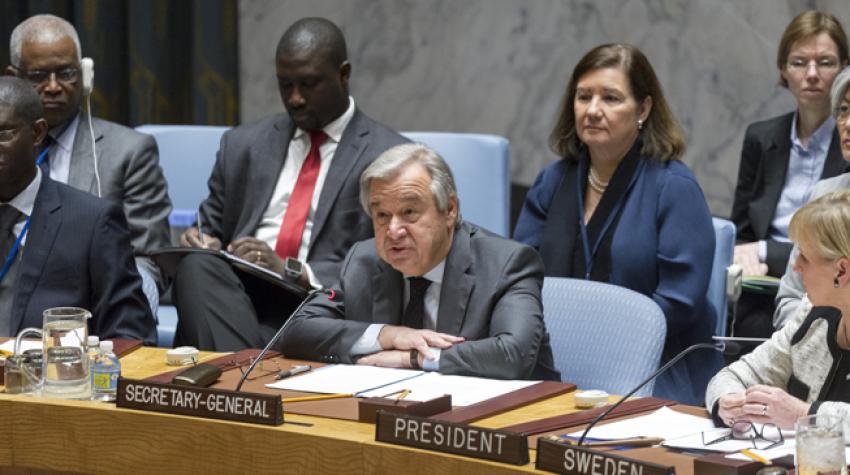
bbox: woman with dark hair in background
[514,43,717,404]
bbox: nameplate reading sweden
[536,437,674,475]
[117,378,283,425]
[375,411,528,465]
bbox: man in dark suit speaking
[281,144,560,380]
[173,18,407,351]
[0,76,154,341]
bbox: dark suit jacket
[281,221,561,381]
[732,112,846,276]
[200,109,408,284]
[68,114,172,287]
[11,177,156,343]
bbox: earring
[637,119,643,131]
[835,277,841,288]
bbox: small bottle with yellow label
[91,340,120,402]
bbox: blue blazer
[11,177,156,344]
[514,156,718,404]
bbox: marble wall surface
[238,0,850,217]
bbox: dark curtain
[0,0,238,126]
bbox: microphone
[234,287,335,392]
[576,341,725,445]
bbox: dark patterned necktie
[0,204,24,280]
[38,135,55,176]
[402,277,431,329]
[0,204,24,274]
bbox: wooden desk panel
[0,348,705,474]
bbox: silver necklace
[588,167,609,194]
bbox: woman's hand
[742,384,811,430]
[734,242,768,276]
[717,392,746,426]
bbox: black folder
[150,247,309,304]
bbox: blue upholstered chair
[403,132,511,237]
[136,125,229,230]
[136,125,230,347]
[542,277,666,396]
[709,217,737,337]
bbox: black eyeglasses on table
[701,421,784,450]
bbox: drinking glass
[40,307,91,399]
[796,414,847,475]
[4,353,40,394]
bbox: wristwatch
[283,257,303,282]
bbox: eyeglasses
[0,127,20,143]
[836,104,850,122]
[701,421,784,450]
[21,67,79,87]
[236,357,282,381]
[786,57,841,73]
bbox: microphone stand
[234,287,330,392]
[576,341,725,446]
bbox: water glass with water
[41,307,91,399]
[796,414,847,475]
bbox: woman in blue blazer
[514,44,717,405]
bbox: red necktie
[274,130,328,260]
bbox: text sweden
[563,447,644,475]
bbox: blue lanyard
[575,159,644,279]
[0,217,30,283]
[0,148,48,283]
[35,147,48,167]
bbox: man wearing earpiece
[5,14,172,325]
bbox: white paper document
[266,364,539,406]
[0,339,42,355]
[567,407,716,441]
[266,365,424,395]
[358,372,539,406]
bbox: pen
[282,393,353,404]
[393,389,411,405]
[197,210,207,248]
[740,448,770,465]
[275,364,312,380]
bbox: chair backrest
[136,124,230,226]
[542,277,666,396]
[709,217,736,337]
[402,132,510,237]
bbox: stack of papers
[358,372,538,406]
[266,364,539,406]
[0,339,42,356]
[567,407,715,441]
[743,275,780,294]
[267,365,423,395]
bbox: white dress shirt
[45,113,80,184]
[758,114,835,262]
[254,97,356,262]
[351,260,447,371]
[4,168,42,245]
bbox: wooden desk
[0,348,705,474]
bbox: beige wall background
[238,0,850,218]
